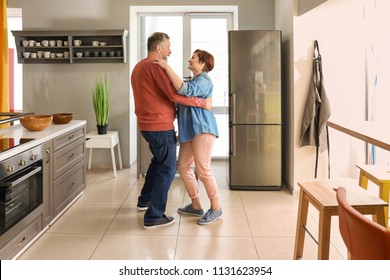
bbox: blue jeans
[139,130,177,223]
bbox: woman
[154,49,222,225]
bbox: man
[131,32,211,229]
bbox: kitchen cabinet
[0,216,42,260]
[11,29,128,64]
[52,126,86,217]
[42,126,87,224]
[0,121,87,259]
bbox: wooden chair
[356,164,390,228]
[336,187,390,260]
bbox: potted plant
[93,74,110,134]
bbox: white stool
[86,131,123,177]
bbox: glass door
[141,13,232,107]
[186,14,231,107]
[141,15,184,79]
[140,13,232,157]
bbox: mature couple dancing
[131,32,222,229]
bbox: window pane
[191,18,229,106]
[141,15,183,77]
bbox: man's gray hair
[147,32,170,53]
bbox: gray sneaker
[198,208,223,225]
[178,204,204,217]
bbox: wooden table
[293,181,388,260]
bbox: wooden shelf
[11,29,128,64]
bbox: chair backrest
[336,187,390,260]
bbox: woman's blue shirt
[177,72,219,143]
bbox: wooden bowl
[20,115,53,131]
[53,113,74,124]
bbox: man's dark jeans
[139,129,177,223]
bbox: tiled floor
[17,160,349,260]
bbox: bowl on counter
[52,113,74,124]
[19,115,53,131]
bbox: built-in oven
[0,144,43,249]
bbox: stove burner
[0,138,35,153]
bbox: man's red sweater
[131,58,206,131]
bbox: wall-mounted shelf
[11,29,129,64]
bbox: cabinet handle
[46,149,51,164]
[69,182,75,189]
[15,237,26,247]
[68,134,75,140]
[69,153,75,158]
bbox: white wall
[292,0,390,191]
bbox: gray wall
[275,1,294,192]
[8,0,276,168]
[297,0,328,15]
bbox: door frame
[129,6,238,163]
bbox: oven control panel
[0,145,42,181]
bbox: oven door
[0,162,43,236]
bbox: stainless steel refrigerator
[229,30,282,190]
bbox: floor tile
[18,233,102,260]
[245,206,299,237]
[240,188,298,208]
[87,168,138,185]
[16,160,349,260]
[76,183,132,206]
[91,235,177,260]
[253,235,343,260]
[175,236,258,260]
[47,204,120,234]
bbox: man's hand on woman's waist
[204,97,212,111]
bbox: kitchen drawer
[53,160,86,217]
[53,137,85,180]
[0,215,42,260]
[53,126,85,151]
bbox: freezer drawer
[229,125,281,189]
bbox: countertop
[0,120,86,161]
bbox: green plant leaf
[92,74,110,126]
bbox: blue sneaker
[198,208,223,225]
[178,204,204,217]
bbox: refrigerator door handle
[230,93,236,124]
[231,125,236,156]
